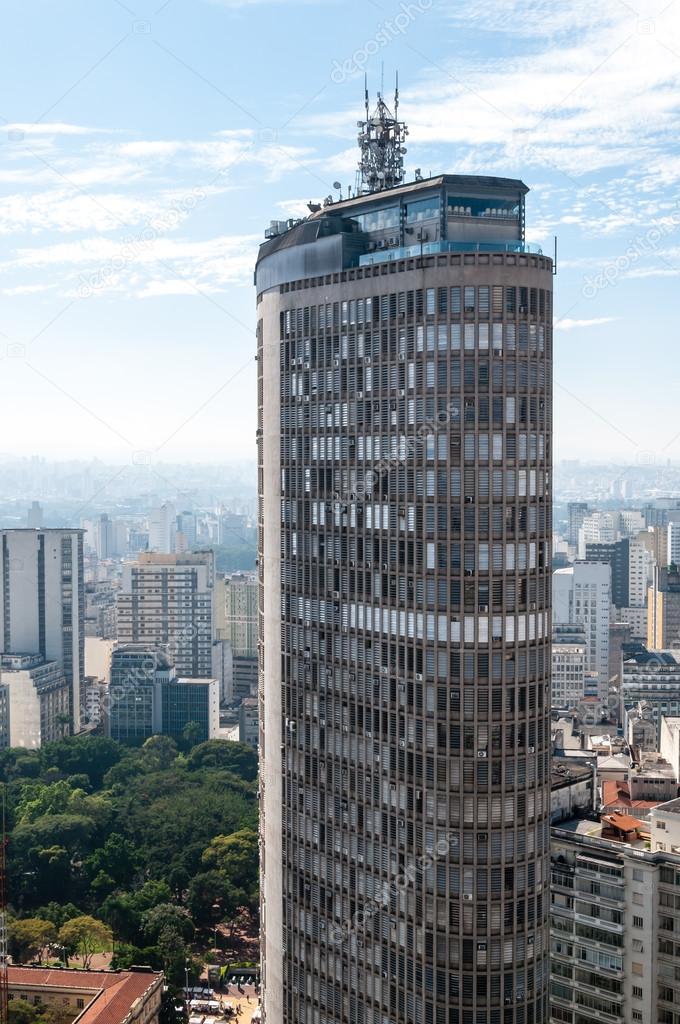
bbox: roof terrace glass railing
[359,239,543,266]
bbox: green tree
[9,918,57,963]
[201,829,258,895]
[40,737,121,788]
[181,722,203,751]
[83,833,138,886]
[186,741,258,781]
[58,915,112,969]
[142,904,194,944]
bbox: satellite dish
[333,181,342,190]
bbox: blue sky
[2,0,680,471]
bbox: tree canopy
[2,735,259,987]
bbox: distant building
[84,580,117,639]
[585,538,629,609]
[668,521,680,567]
[0,529,85,732]
[82,676,108,731]
[551,625,586,708]
[623,647,680,743]
[7,965,162,1024]
[117,552,214,678]
[567,501,588,548]
[578,510,618,558]
[108,644,218,743]
[238,696,259,748]
[221,572,258,657]
[554,562,611,699]
[148,502,176,553]
[0,653,70,748]
[648,564,680,649]
[26,501,43,529]
[96,514,114,560]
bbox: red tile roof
[601,779,661,811]
[8,966,162,1024]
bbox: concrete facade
[258,174,552,1023]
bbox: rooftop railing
[359,239,543,266]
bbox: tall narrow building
[257,94,553,1024]
[0,529,85,732]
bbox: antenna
[357,73,408,195]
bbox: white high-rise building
[0,529,85,732]
[668,521,680,567]
[148,502,176,553]
[553,562,611,699]
[117,552,215,678]
[577,511,619,559]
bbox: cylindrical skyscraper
[257,100,552,1024]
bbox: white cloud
[3,123,110,136]
[554,317,618,330]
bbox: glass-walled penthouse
[256,175,532,293]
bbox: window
[632,986,643,1000]
[633,916,644,928]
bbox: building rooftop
[654,796,680,816]
[551,760,593,790]
[601,779,663,812]
[8,966,162,1024]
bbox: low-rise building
[628,751,678,802]
[551,759,596,823]
[108,644,219,744]
[8,965,162,1024]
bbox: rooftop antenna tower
[357,71,408,194]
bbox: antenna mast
[357,73,408,195]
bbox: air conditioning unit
[463,894,474,902]
[528,745,536,753]
[303,361,310,369]
[398,353,405,362]
[478,750,487,758]
[415,673,423,682]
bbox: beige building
[219,572,258,656]
[648,565,680,649]
[117,552,214,678]
[8,966,162,1024]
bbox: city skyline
[2,0,680,466]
